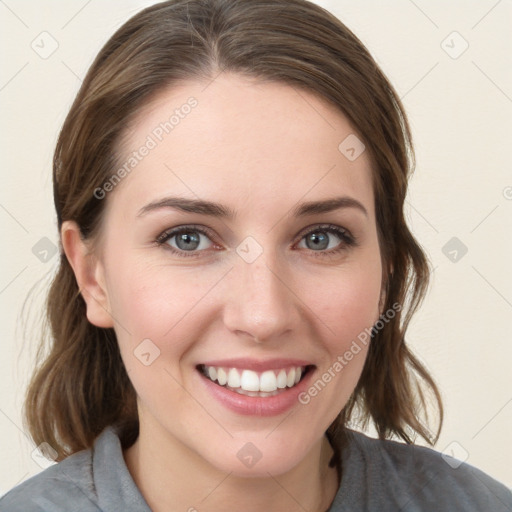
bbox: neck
[123,421,339,512]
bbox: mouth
[196,364,315,398]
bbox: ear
[61,220,114,328]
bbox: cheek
[104,259,230,390]
[292,263,381,431]
[306,262,382,351]
[105,264,211,411]
[106,262,211,339]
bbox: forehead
[110,73,374,219]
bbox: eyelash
[155,223,357,259]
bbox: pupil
[307,232,328,250]
[177,232,200,250]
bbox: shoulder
[331,429,512,512]
[1,426,149,512]
[0,447,98,512]
[0,426,131,512]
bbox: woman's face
[88,74,383,476]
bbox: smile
[197,364,312,397]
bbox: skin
[62,74,384,512]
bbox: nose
[222,253,300,343]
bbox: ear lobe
[61,220,114,328]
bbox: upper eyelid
[157,224,216,243]
[296,223,350,238]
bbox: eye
[296,224,355,255]
[156,225,217,257]
[155,223,356,259]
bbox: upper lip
[198,358,314,372]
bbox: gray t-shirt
[1,426,511,511]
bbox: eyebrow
[137,195,368,219]
[137,197,236,218]
[292,196,368,218]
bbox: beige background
[1,0,511,494]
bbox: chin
[198,434,316,478]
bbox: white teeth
[240,370,260,392]
[217,367,227,386]
[227,368,240,388]
[286,367,296,387]
[276,370,287,389]
[202,365,307,393]
[232,387,281,397]
[260,370,277,392]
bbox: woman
[2,0,511,510]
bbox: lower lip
[197,367,315,416]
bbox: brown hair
[24,0,442,469]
